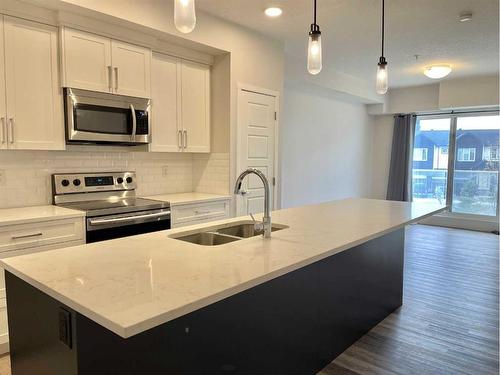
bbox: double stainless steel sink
[169,221,288,246]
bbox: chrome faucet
[234,168,272,238]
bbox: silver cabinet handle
[130,104,136,141]
[183,130,187,149]
[194,210,211,215]
[8,118,14,143]
[0,117,5,144]
[114,67,119,90]
[107,65,113,91]
[178,130,182,149]
[12,232,43,240]
[89,211,170,225]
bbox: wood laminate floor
[0,225,497,375]
[320,224,499,375]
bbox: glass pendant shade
[174,0,196,34]
[376,60,388,94]
[307,33,322,75]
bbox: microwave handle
[130,104,137,141]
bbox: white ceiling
[197,0,499,88]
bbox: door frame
[236,83,280,216]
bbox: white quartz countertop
[0,199,445,338]
[144,192,231,206]
[0,205,85,227]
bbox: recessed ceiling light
[424,65,452,79]
[264,7,283,17]
[459,12,473,22]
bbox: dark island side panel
[6,228,404,375]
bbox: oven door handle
[89,211,170,226]
[130,104,137,141]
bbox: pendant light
[307,0,322,75]
[376,0,388,94]
[174,0,196,34]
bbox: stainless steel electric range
[52,172,170,243]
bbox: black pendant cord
[381,0,385,57]
[310,0,320,34]
[313,0,317,26]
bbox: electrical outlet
[0,169,5,186]
[162,166,168,177]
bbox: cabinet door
[62,28,112,93]
[111,40,151,98]
[4,16,64,150]
[151,53,182,152]
[181,61,210,153]
[0,17,7,150]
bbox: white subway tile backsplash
[0,150,230,209]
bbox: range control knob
[116,177,124,184]
[61,179,70,187]
[126,177,133,184]
[73,179,81,186]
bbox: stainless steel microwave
[64,88,151,145]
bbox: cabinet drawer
[171,200,229,226]
[0,218,84,253]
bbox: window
[457,148,476,162]
[412,113,499,218]
[411,118,450,205]
[483,146,499,161]
[413,148,428,161]
[452,115,499,216]
[435,146,449,169]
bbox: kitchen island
[1,198,445,375]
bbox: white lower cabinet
[171,199,230,228]
[0,217,85,354]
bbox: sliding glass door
[412,112,499,223]
[451,114,499,217]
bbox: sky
[418,115,500,131]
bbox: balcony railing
[412,169,498,216]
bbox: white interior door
[237,89,277,216]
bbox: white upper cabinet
[181,61,210,153]
[0,18,6,150]
[62,28,112,93]
[111,40,151,98]
[2,16,64,150]
[151,53,181,152]
[150,54,210,153]
[62,28,151,98]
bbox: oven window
[74,104,131,134]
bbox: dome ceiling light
[265,7,283,17]
[424,65,452,79]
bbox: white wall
[439,75,500,109]
[280,83,374,208]
[368,74,500,115]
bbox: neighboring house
[413,129,499,199]
[413,129,500,171]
